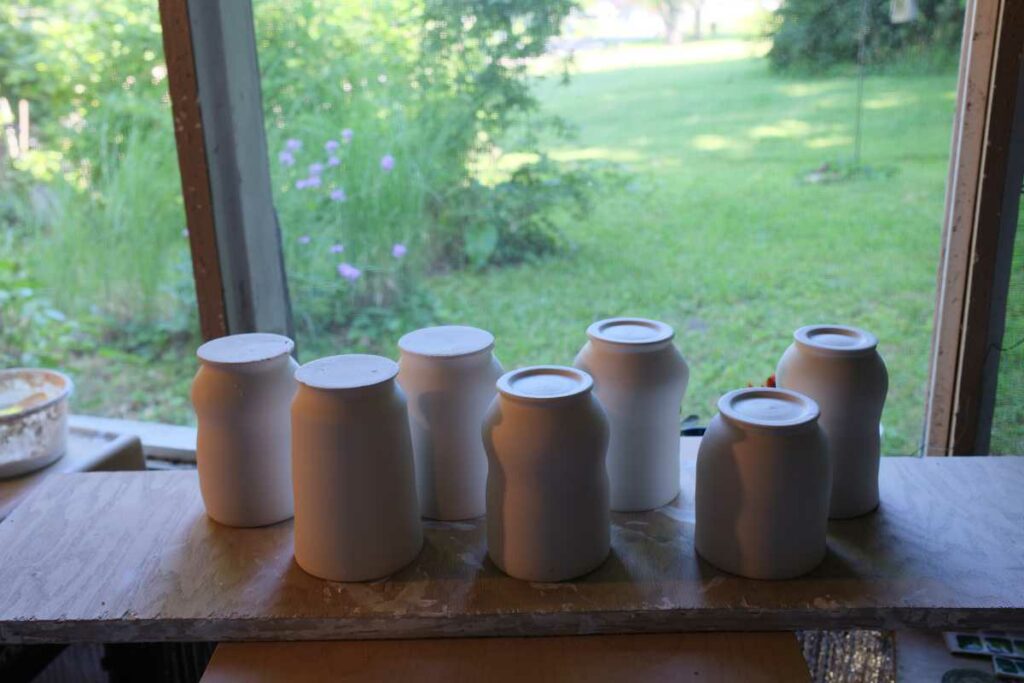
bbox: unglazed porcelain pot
[776,325,889,519]
[397,325,503,521]
[292,354,422,582]
[574,317,689,511]
[191,333,298,527]
[694,388,830,580]
[483,366,610,582]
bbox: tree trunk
[663,3,683,44]
[692,4,702,40]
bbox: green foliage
[0,243,83,367]
[766,0,963,72]
[445,157,614,269]
[253,0,591,353]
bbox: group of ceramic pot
[696,324,889,579]
[190,319,887,584]
[190,318,689,582]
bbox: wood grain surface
[0,427,144,520]
[201,633,810,682]
[0,453,1021,643]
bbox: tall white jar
[292,354,422,582]
[776,325,889,519]
[397,325,503,521]
[191,333,297,528]
[484,366,610,582]
[574,318,689,511]
[695,388,831,580]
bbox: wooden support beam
[926,0,1024,455]
[159,0,292,341]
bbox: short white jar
[776,325,889,519]
[695,387,830,580]
[292,354,422,582]
[398,325,503,520]
[574,318,689,511]
[191,333,297,528]
[483,365,610,582]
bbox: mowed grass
[431,40,959,455]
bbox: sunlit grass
[433,40,959,455]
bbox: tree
[643,0,704,44]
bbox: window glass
[256,0,962,455]
[1,3,197,422]
[990,208,1024,454]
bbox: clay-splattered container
[0,368,73,479]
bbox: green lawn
[431,40,959,456]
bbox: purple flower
[327,155,340,167]
[295,176,322,190]
[330,188,347,202]
[297,235,311,245]
[391,243,407,259]
[337,262,362,281]
[285,138,302,151]
[341,128,354,143]
[278,150,295,167]
[325,139,340,152]
[308,162,324,175]
[329,243,345,254]
[380,154,395,172]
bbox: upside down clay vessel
[483,366,610,582]
[191,333,297,527]
[398,325,503,520]
[776,325,889,519]
[292,354,422,582]
[695,388,831,580]
[574,317,689,511]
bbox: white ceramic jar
[695,387,830,580]
[776,325,889,519]
[191,333,298,527]
[574,317,689,511]
[397,325,503,521]
[483,366,610,582]
[292,354,422,582]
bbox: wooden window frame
[925,0,1024,455]
[158,0,1023,454]
[159,0,292,341]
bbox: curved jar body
[191,333,297,527]
[292,354,422,582]
[574,318,689,511]
[398,326,503,520]
[484,366,610,582]
[695,388,830,580]
[776,325,889,519]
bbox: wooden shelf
[0,448,1021,643]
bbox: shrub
[766,0,963,73]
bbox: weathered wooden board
[201,633,810,683]
[0,454,1022,643]
[0,426,144,520]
